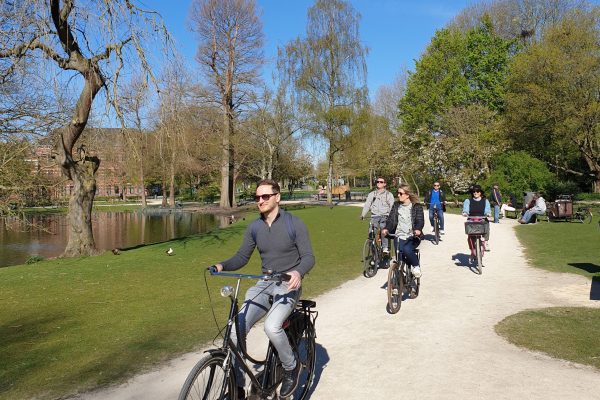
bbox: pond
[0,210,238,268]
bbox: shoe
[236,386,245,400]
[439,229,445,235]
[382,248,390,255]
[485,242,490,251]
[280,362,301,398]
[412,266,422,278]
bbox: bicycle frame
[210,271,290,398]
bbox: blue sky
[140,0,475,95]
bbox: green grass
[0,205,365,400]
[496,220,600,370]
[496,307,600,369]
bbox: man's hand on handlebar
[207,264,223,273]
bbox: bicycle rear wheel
[178,353,236,400]
[362,239,377,278]
[386,262,403,314]
[290,320,317,400]
[434,216,440,245]
[579,209,593,224]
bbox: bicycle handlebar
[207,267,291,282]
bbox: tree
[280,0,368,204]
[505,9,600,191]
[190,0,264,208]
[485,151,553,197]
[0,1,170,257]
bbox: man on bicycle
[213,179,315,399]
[424,181,446,234]
[360,177,395,254]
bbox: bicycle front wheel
[434,217,440,245]
[387,262,403,314]
[362,239,377,278]
[178,353,236,400]
[291,321,317,400]
[475,237,483,275]
[580,209,593,224]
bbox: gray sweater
[220,209,315,277]
[361,189,395,218]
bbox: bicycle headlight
[220,285,234,298]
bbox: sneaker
[439,229,445,235]
[280,362,301,398]
[382,248,390,255]
[412,266,422,278]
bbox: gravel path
[78,213,600,400]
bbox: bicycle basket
[464,220,488,235]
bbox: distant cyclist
[462,184,491,253]
[360,177,395,255]
[382,184,425,278]
[424,181,446,235]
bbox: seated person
[519,192,546,224]
[500,193,517,217]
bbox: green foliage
[505,9,600,189]
[484,151,553,196]
[399,17,516,136]
[196,184,220,203]
[544,180,581,201]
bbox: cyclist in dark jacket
[382,184,425,278]
[424,181,446,234]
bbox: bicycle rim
[584,210,593,224]
[291,321,317,400]
[178,353,236,400]
[434,220,440,245]
[387,263,402,314]
[362,240,377,278]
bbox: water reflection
[0,210,235,267]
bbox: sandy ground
[77,211,600,400]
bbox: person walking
[360,177,395,255]
[213,179,315,399]
[490,184,502,223]
[423,181,446,234]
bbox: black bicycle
[431,204,441,245]
[178,269,317,400]
[362,220,390,278]
[386,235,420,314]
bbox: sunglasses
[397,191,406,196]
[473,190,482,193]
[254,193,277,202]
[376,180,385,184]
[433,184,440,187]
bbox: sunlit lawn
[496,219,600,370]
[0,205,365,400]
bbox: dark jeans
[394,237,420,267]
[429,207,444,230]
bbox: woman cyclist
[382,184,425,278]
[462,184,491,258]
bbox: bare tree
[0,1,170,257]
[280,0,368,204]
[189,0,264,208]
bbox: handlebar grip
[207,266,218,274]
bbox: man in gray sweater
[360,177,395,254]
[214,179,315,399]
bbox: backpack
[250,211,297,244]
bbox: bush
[485,151,553,197]
[25,256,45,264]
[544,181,581,201]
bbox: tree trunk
[327,149,333,204]
[62,157,99,257]
[140,163,147,208]
[161,182,168,207]
[169,162,176,208]
[220,110,233,208]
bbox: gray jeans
[370,215,389,250]
[233,279,300,385]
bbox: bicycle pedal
[392,288,398,295]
